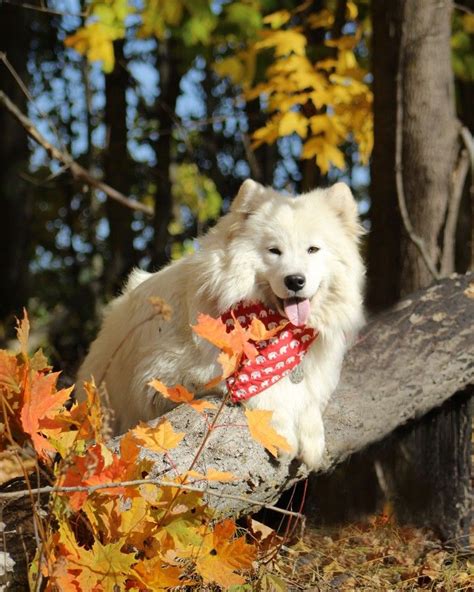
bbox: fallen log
[0,273,473,589]
[136,273,474,516]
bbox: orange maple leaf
[58,443,138,511]
[20,371,73,460]
[192,313,258,379]
[195,518,256,587]
[133,557,187,589]
[149,379,216,414]
[131,420,185,453]
[193,312,288,382]
[244,408,293,457]
[186,468,237,482]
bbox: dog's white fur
[77,180,365,470]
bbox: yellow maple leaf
[278,111,308,138]
[244,409,292,457]
[256,29,307,57]
[262,9,291,29]
[251,118,279,148]
[307,9,334,29]
[214,56,245,85]
[54,523,136,591]
[302,136,346,173]
[131,419,185,452]
[65,22,123,72]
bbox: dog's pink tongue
[283,298,311,326]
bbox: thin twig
[0,89,153,216]
[394,19,440,280]
[454,2,474,14]
[242,133,263,182]
[0,477,304,521]
[2,0,88,17]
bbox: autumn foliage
[0,310,292,590]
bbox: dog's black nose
[284,274,306,292]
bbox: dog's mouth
[277,297,311,327]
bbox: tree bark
[104,41,135,294]
[1,274,472,589]
[364,0,471,542]
[151,39,181,269]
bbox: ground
[269,518,473,591]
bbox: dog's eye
[307,246,320,254]
[268,247,282,256]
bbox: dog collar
[221,301,318,403]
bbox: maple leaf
[131,420,185,452]
[244,409,293,457]
[263,9,291,28]
[192,313,261,380]
[302,136,345,173]
[0,350,20,395]
[133,557,186,590]
[61,526,136,592]
[196,518,256,588]
[256,29,307,57]
[65,22,123,72]
[149,379,216,414]
[15,310,30,358]
[278,111,308,138]
[58,443,136,511]
[20,371,73,460]
[186,468,237,482]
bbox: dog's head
[224,179,364,338]
[200,179,365,339]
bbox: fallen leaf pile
[271,518,473,591]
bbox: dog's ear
[326,182,364,238]
[230,179,266,216]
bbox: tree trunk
[104,40,135,294]
[364,0,471,541]
[151,39,181,269]
[0,5,32,329]
[1,275,472,590]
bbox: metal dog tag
[289,362,304,384]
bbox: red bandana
[221,301,318,403]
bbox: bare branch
[0,89,154,216]
[0,476,305,523]
[395,19,441,280]
[1,0,89,17]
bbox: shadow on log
[0,273,473,588]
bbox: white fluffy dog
[77,179,365,470]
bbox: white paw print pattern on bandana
[221,301,318,402]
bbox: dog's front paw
[299,433,325,471]
[275,426,299,463]
[298,408,326,471]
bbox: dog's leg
[298,406,326,471]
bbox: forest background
[1,0,472,379]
